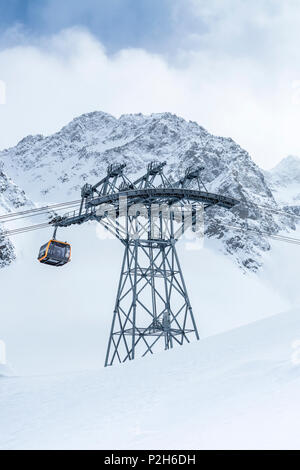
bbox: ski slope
[1,308,300,450]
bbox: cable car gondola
[38,235,71,267]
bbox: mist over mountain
[265,155,300,205]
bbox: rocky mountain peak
[0,111,297,271]
[269,155,300,183]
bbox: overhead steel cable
[237,200,300,221]
[3,214,300,248]
[0,202,81,224]
[1,191,300,241]
[0,199,82,222]
[216,221,300,246]
[1,189,300,225]
[1,222,51,237]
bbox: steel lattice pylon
[105,238,199,366]
[51,161,238,366]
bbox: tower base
[105,239,199,366]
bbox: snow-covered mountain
[0,111,296,271]
[0,163,31,267]
[265,155,300,205]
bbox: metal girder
[86,188,237,210]
[53,188,238,229]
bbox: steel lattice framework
[51,161,238,366]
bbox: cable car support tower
[50,162,238,366]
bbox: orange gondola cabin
[38,239,71,267]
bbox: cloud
[0,23,300,169]
[0,0,176,54]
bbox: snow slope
[0,222,291,377]
[1,307,300,450]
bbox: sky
[0,0,300,168]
